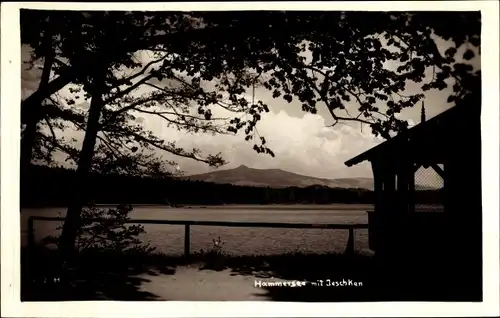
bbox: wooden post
[396,161,411,216]
[409,163,416,214]
[184,224,190,258]
[384,169,396,215]
[396,157,415,270]
[345,228,354,255]
[28,217,35,251]
[443,162,450,220]
[370,159,385,252]
[371,160,384,214]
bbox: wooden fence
[27,216,369,256]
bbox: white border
[2,2,499,317]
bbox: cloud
[144,108,381,178]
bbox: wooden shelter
[345,102,482,296]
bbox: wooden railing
[27,216,368,256]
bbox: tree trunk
[58,64,107,258]
[20,18,55,171]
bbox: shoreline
[22,203,374,210]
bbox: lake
[20,204,372,256]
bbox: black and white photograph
[1,1,499,317]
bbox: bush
[42,204,155,255]
[197,236,227,271]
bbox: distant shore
[23,203,374,211]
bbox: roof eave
[344,155,369,167]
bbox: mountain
[186,165,438,190]
[186,165,371,190]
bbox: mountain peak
[188,165,376,190]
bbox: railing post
[345,227,354,255]
[28,217,35,251]
[184,224,190,258]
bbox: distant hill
[187,165,436,190]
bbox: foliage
[20,10,276,174]
[196,236,227,271]
[210,236,225,256]
[42,204,155,254]
[21,11,481,171]
[245,12,480,138]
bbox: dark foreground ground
[21,246,482,302]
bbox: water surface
[21,204,372,256]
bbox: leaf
[469,36,480,47]
[462,49,475,60]
[283,95,293,103]
[444,47,457,57]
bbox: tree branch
[126,130,224,166]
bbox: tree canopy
[22,11,480,171]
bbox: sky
[20,19,480,184]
